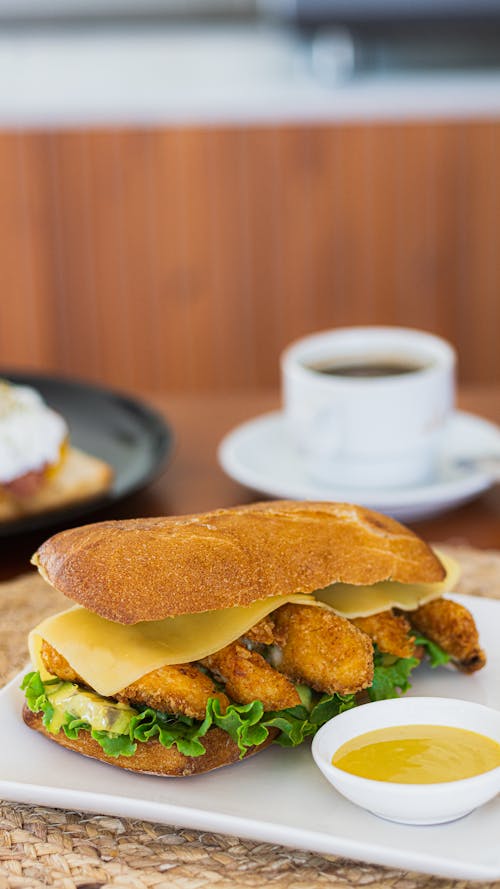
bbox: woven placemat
[1,545,499,889]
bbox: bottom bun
[23,706,276,776]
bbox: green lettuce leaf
[91,730,138,757]
[309,693,356,726]
[265,694,356,748]
[367,631,450,701]
[264,704,314,748]
[368,649,420,702]
[21,671,60,730]
[208,698,270,752]
[131,704,214,757]
[21,672,356,760]
[414,634,451,667]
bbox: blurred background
[0,0,499,392]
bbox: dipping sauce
[332,725,500,784]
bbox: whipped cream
[0,381,68,484]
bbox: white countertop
[3,24,500,127]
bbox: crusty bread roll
[32,500,444,624]
[0,446,113,523]
[24,501,449,776]
[23,706,276,776]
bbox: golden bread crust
[23,705,274,776]
[0,446,113,523]
[32,500,444,624]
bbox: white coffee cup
[281,327,455,488]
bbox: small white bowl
[311,697,500,825]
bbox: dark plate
[0,371,173,537]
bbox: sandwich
[22,500,485,776]
[0,379,113,522]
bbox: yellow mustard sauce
[332,725,500,784]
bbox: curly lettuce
[368,650,420,702]
[367,633,450,701]
[21,671,355,760]
[414,634,451,668]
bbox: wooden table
[1,384,500,578]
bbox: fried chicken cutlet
[242,614,279,647]
[45,595,482,727]
[40,598,376,721]
[408,597,486,673]
[202,642,301,710]
[40,640,228,720]
[352,609,416,659]
[274,604,374,695]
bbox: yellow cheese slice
[30,593,323,697]
[30,550,458,698]
[313,551,460,618]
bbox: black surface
[0,371,173,537]
[291,0,500,23]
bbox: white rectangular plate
[2,593,500,881]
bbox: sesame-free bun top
[31,501,445,625]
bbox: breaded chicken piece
[116,665,228,720]
[352,609,416,659]
[40,639,84,683]
[202,642,301,711]
[274,604,374,695]
[243,615,279,646]
[409,597,486,673]
[40,640,228,720]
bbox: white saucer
[218,410,500,522]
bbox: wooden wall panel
[0,133,55,369]
[0,120,499,391]
[452,123,499,382]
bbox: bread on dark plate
[0,379,112,522]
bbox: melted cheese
[30,593,323,697]
[314,551,459,618]
[30,551,459,698]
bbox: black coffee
[310,361,424,378]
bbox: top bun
[31,501,445,624]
